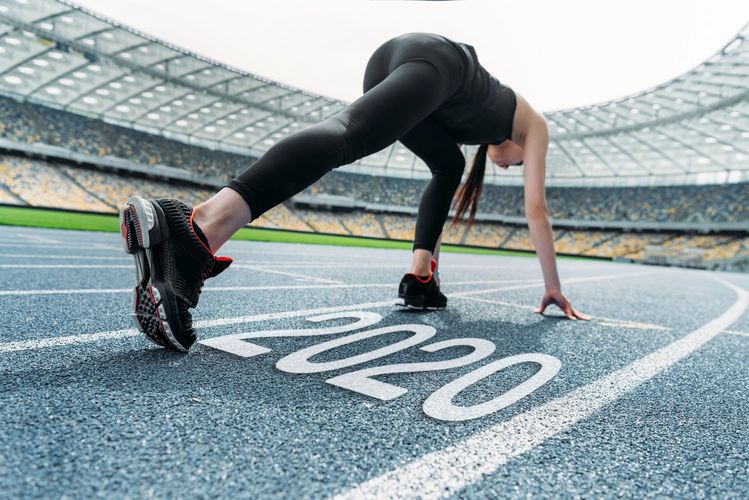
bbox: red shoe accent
[188,210,233,277]
[121,220,129,250]
[209,256,233,278]
[407,259,438,284]
[409,272,433,284]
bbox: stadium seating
[293,209,350,235]
[336,212,385,238]
[2,152,745,266]
[1,91,747,269]
[310,171,749,224]
[463,223,512,248]
[0,184,22,205]
[63,165,214,209]
[257,203,314,232]
[441,222,466,245]
[553,230,613,255]
[0,157,112,212]
[0,156,285,230]
[503,227,534,251]
[380,214,415,241]
[0,96,251,181]
[3,96,748,225]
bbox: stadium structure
[0,0,747,271]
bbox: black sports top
[230,32,517,255]
[366,32,517,146]
[430,34,517,146]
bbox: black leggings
[227,35,467,252]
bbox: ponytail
[452,143,488,226]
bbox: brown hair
[452,143,488,226]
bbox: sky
[74,0,749,112]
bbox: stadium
[1,0,748,498]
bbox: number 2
[275,324,437,374]
[199,311,382,358]
[326,338,496,401]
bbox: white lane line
[595,319,670,331]
[195,299,398,330]
[0,277,542,351]
[18,233,63,244]
[0,262,526,271]
[449,279,541,285]
[0,254,476,269]
[93,243,121,250]
[235,264,345,284]
[0,279,538,297]
[0,329,139,352]
[724,330,749,337]
[0,231,62,243]
[0,234,62,246]
[336,276,748,500]
[224,250,364,259]
[0,253,130,261]
[454,295,671,331]
[223,263,526,270]
[450,270,658,298]
[0,298,399,353]
[0,254,400,267]
[0,271,659,354]
[0,288,133,296]
[0,259,623,273]
[0,264,131,269]
[0,242,120,251]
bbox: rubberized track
[1,226,748,498]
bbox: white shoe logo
[143,202,155,230]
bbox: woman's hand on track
[534,290,591,321]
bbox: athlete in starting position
[120,32,591,352]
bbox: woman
[120,32,590,352]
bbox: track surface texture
[1,226,748,499]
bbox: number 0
[423,353,561,422]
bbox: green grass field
[0,205,594,260]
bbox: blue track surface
[1,226,747,498]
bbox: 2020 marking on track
[199,311,560,421]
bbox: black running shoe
[119,196,232,351]
[397,259,447,310]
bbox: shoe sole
[397,294,447,311]
[120,196,190,352]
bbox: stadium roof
[0,0,747,186]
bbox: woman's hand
[534,290,591,320]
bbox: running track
[1,226,747,498]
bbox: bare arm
[522,116,561,292]
[523,115,590,320]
